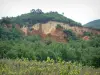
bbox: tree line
[0,9,82,27]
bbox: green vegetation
[0,27,100,68]
[56,24,63,29]
[0,26,22,40]
[0,59,100,75]
[0,22,100,68]
[63,29,77,40]
[0,9,82,27]
[84,19,100,29]
[0,9,100,75]
[83,31,93,36]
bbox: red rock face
[82,36,90,40]
[20,21,100,42]
[21,25,100,42]
[27,27,67,42]
[32,29,40,35]
[68,26,100,37]
[49,28,67,42]
[21,27,28,36]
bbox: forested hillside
[84,19,100,29]
[0,9,82,27]
[0,9,100,75]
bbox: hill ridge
[84,19,100,29]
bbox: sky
[0,0,100,24]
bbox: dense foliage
[56,24,63,29]
[0,9,100,74]
[84,19,100,29]
[0,9,82,27]
[83,31,93,36]
[0,26,100,68]
[63,29,77,40]
[0,25,22,40]
[0,22,100,68]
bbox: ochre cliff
[32,21,100,36]
[21,21,100,42]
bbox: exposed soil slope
[21,21,100,42]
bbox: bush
[56,24,63,29]
[63,29,77,40]
[0,34,100,67]
[83,31,92,36]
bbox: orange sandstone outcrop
[82,36,90,40]
[21,21,100,42]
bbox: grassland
[0,59,100,75]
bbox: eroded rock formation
[21,21,100,42]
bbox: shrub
[56,24,63,29]
[63,29,77,40]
